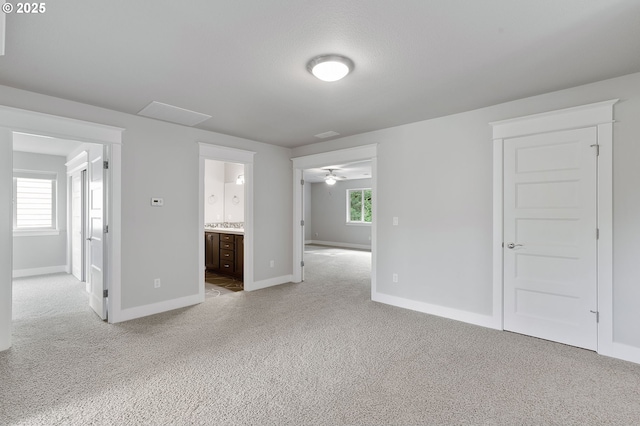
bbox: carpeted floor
[2,246,640,425]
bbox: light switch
[151,198,164,206]
[393,217,399,226]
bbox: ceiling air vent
[138,101,211,126]
[314,131,340,139]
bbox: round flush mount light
[307,54,354,82]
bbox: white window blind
[13,171,57,230]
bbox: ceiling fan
[323,168,346,185]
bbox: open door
[88,146,107,320]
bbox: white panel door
[503,127,598,350]
[70,172,83,281]
[88,149,107,320]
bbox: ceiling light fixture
[325,169,337,185]
[307,55,354,82]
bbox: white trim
[372,291,499,330]
[65,151,88,176]
[292,144,378,285]
[13,230,60,237]
[250,275,293,291]
[306,240,371,251]
[12,265,67,278]
[490,99,619,140]
[291,144,377,169]
[198,142,255,295]
[0,105,124,145]
[115,293,203,323]
[491,100,617,359]
[594,122,614,357]
[605,343,640,365]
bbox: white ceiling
[12,132,83,157]
[1,1,640,148]
[304,161,372,183]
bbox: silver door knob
[86,237,93,241]
[507,242,523,249]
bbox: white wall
[204,159,224,223]
[291,71,640,351]
[309,179,372,247]
[12,151,68,274]
[0,84,292,325]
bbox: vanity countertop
[205,227,244,235]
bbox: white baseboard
[12,265,67,278]
[112,293,202,323]
[307,240,371,250]
[601,342,640,365]
[372,291,501,330]
[247,274,293,291]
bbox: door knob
[506,242,523,249]
[86,237,93,241]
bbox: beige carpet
[2,246,640,425]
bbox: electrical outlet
[151,198,164,206]
[269,260,274,268]
[154,278,161,288]
[392,273,398,283]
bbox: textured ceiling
[304,161,372,183]
[1,1,640,148]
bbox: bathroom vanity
[205,229,244,280]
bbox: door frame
[490,99,616,355]
[66,151,89,283]
[0,105,124,351]
[291,144,377,293]
[198,143,255,293]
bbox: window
[347,188,372,224]
[13,171,57,232]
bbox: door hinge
[300,220,305,226]
[596,228,599,239]
[590,144,600,156]
[103,160,109,169]
[590,310,599,323]
[301,260,305,267]
[104,225,109,233]
[103,289,108,298]
[300,179,305,186]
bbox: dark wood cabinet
[205,232,219,270]
[205,231,243,281]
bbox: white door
[70,171,84,281]
[88,148,107,320]
[503,127,598,350]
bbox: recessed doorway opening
[204,159,245,297]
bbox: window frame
[13,170,59,237]
[346,187,372,225]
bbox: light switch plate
[151,198,164,206]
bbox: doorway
[502,128,597,350]
[301,162,373,284]
[491,100,616,354]
[198,143,255,298]
[291,144,377,294]
[12,133,108,320]
[203,159,245,296]
[0,104,124,351]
